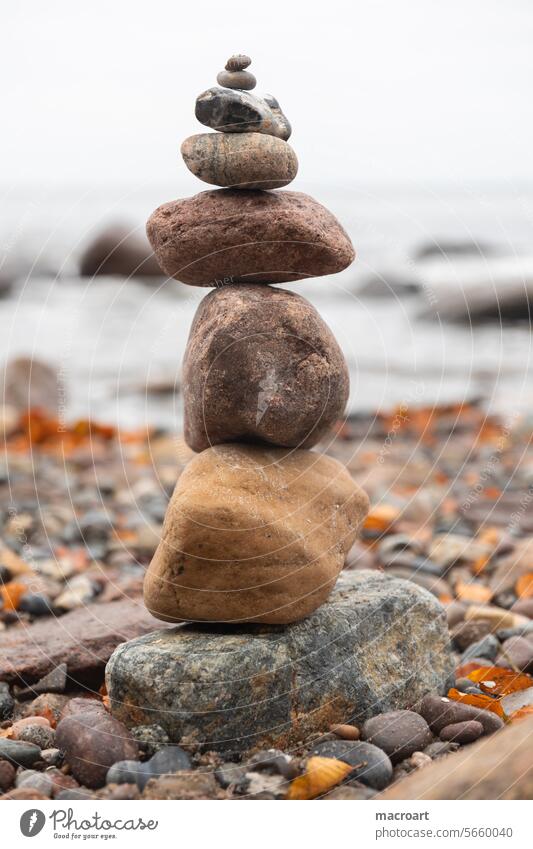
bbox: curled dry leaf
[516,573,533,600]
[286,756,354,800]
[447,688,507,720]
[467,666,532,696]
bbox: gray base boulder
[106,571,453,756]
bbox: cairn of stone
[143,55,369,624]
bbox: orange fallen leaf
[0,581,26,611]
[286,757,354,800]
[509,706,533,722]
[455,662,489,678]
[447,688,506,720]
[364,504,399,533]
[516,573,533,600]
[455,580,493,604]
[467,666,532,696]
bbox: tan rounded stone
[146,189,355,286]
[181,133,298,190]
[143,444,369,624]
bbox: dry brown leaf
[467,666,532,696]
[455,580,493,604]
[447,688,506,720]
[286,757,354,800]
[516,573,533,600]
[0,581,27,611]
[363,505,399,533]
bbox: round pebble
[106,759,147,787]
[0,760,16,792]
[18,723,55,750]
[417,694,503,735]
[439,720,484,744]
[330,723,360,741]
[362,710,433,763]
[19,592,54,617]
[139,745,192,790]
[310,740,393,791]
[225,54,251,71]
[216,69,256,90]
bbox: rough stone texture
[0,599,169,685]
[195,87,291,139]
[143,444,368,624]
[143,772,227,800]
[379,715,533,799]
[361,710,433,763]
[146,189,355,286]
[79,225,162,277]
[181,132,298,190]
[107,571,453,755]
[183,285,349,452]
[55,711,139,789]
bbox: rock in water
[182,285,349,451]
[79,225,162,278]
[195,87,291,139]
[143,444,368,624]
[180,133,298,190]
[107,571,453,755]
[146,189,355,286]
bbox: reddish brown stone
[0,599,170,685]
[0,787,49,800]
[146,189,355,286]
[55,711,139,789]
[0,761,15,793]
[183,285,349,451]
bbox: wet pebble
[0,738,42,767]
[0,682,14,720]
[362,710,433,763]
[461,634,500,663]
[137,745,192,790]
[416,694,503,735]
[310,740,393,790]
[439,720,484,744]
[497,636,533,672]
[0,760,16,792]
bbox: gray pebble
[461,634,500,663]
[310,740,392,791]
[106,759,147,787]
[0,738,42,768]
[216,69,256,90]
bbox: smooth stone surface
[146,189,355,286]
[195,87,291,139]
[143,445,368,624]
[55,711,139,788]
[361,710,433,763]
[217,69,256,90]
[0,739,42,768]
[182,285,349,452]
[310,739,393,790]
[181,132,298,190]
[497,635,533,672]
[380,715,533,800]
[107,571,453,755]
[416,694,504,735]
[460,634,500,662]
[439,720,484,744]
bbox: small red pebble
[330,723,360,740]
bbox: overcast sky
[3,0,533,189]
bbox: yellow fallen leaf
[286,757,354,800]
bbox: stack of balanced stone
[143,54,369,625]
[106,56,453,754]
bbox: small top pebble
[225,54,251,71]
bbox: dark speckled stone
[195,87,291,140]
[106,571,453,756]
